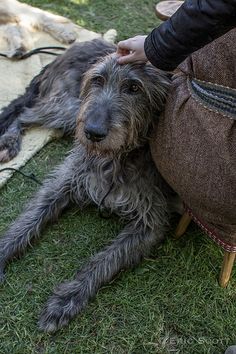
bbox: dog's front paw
[38,280,86,332]
[0,133,21,162]
[38,295,73,332]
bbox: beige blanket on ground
[0,23,108,188]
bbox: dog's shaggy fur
[0,39,174,332]
[0,0,76,58]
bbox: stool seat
[155,1,184,21]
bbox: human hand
[116,35,148,64]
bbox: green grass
[0,1,236,353]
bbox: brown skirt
[150,29,236,252]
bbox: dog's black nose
[84,127,107,142]
[84,108,109,142]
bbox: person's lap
[150,29,236,251]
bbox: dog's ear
[143,64,172,114]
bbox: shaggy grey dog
[0,39,173,332]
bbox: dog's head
[76,55,171,156]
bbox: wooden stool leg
[175,212,192,239]
[219,251,236,288]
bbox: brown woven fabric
[150,29,236,252]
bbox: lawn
[0,1,236,353]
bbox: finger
[116,48,130,56]
[117,40,132,51]
[117,53,135,65]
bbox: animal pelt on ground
[0,0,77,58]
[0,38,177,332]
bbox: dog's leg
[18,94,80,135]
[0,158,75,282]
[39,220,164,332]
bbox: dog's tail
[0,65,49,162]
[0,65,48,135]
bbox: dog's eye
[127,83,141,94]
[130,84,139,92]
[92,76,104,87]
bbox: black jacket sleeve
[144,0,236,71]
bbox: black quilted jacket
[144,0,236,71]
